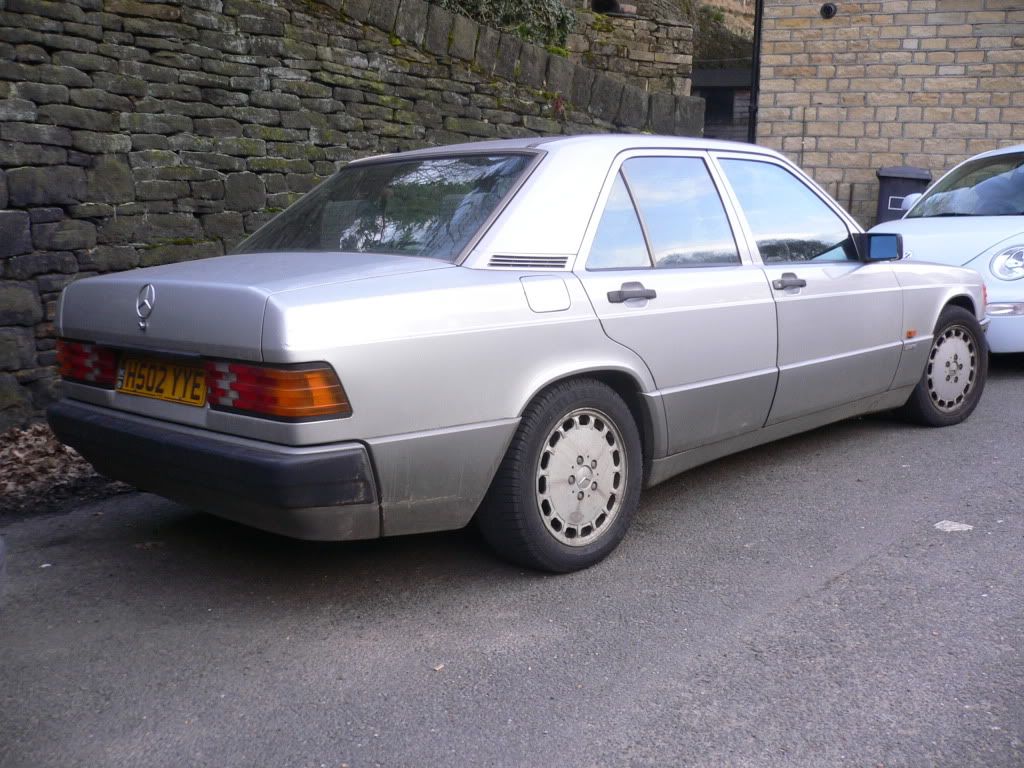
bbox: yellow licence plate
[117,356,207,407]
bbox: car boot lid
[59,251,451,360]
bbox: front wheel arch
[898,303,988,426]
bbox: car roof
[961,143,1024,162]
[350,134,788,165]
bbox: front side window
[719,159,854,264]
[907,152,1024,218]
[235,154,532,261]
[623,157,740,268]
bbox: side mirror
[853,232,903,262]
[900,192,922,212]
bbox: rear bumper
[47,400,381,540]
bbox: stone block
[32,220,97,251]
[72,131,133,153]
[366,0,401,32]
[224,171,266,212]
[475,26,501,74]
[673,95,704,137]
[518,44,548,89]
[7,165,86,206]
[648,91,675,134]
[50,51,117,72]
[181,151,246,172]
[69,88,133,111]
[0,211,33,259]
[424,4,455,57]
[81,244,139,271]
[36,273,79,293]
[0,281,43,325]
[546,55,575,96]
[138,239,221,267]
[493,33,522,81]
[589,73,624,123]
[522,115,562,134]
[135,179,189,200]
[0,98,37,121]
[13,82,69,104]
[0,327,36,371]
[449,14,479,61]
[37,104,117,132]
[442,116,497,138]
[0,372,34,431]
[201,211,245,240]
[0,169,6,209]
[389,0,425,46]
[570,65,595,111]
[0,142,67,166]
[612,84,646,130]
[122,112,193,134]
[1,121,72,146]
[29,208,62,224]
[128,149,181,168]
[86,156,135,203]
[5,250,77,280]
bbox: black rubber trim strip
[47,400,377,509]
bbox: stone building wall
[756,0,1024,225]
[561,0,694,95]
[0,0,705,429]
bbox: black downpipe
[747,0,765,144]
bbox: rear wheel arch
[479,375,645,571]
[520,369,655,477]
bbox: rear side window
[235,154,532,261]
[586,156,740,270]
[587,173,651,270]
[623,157,740,268]
[719,159,854,264]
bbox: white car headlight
[991,246,1024,280]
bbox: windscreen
[907,152,1024,218]
[234,153,532,261]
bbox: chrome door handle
[772,272,807,290]
[607,281,657,303]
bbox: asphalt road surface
[2,357,1022,768]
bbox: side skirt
[645,386,915,488]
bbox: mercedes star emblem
[136,283,156,330]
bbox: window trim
[708,151,862,266]
[575,149,756,273]
[584,170,655,272]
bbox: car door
[713,153,903,425]
[575,152,778,455]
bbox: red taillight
[205,361,351,420]
[56,339,119,388]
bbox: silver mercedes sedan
[49,136,989,572]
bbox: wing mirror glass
[853,232,903,262]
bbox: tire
[477,379,643,573]
[899,305,988,427]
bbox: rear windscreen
[234,154,532,261]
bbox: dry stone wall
[0,0,704,429]
[757,0,1024,225]
[560,0,694,96]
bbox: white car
[872,145,1024,352]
